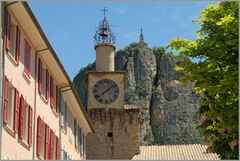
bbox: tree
[167,2,238,159]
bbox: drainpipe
[32,48,48,160]
[0,1,18,159]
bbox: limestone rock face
[73,43,202,145]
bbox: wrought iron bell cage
[94,9,116,45]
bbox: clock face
[93,79,119,104]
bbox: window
[36,116,58,160]
[78,126,82,154]
[56,137,60,160]
[42,68,46,97]
[107,132,113,137]
[5,81,15,129]
[23,101,29,142]
[51,132,56,160]
[74,119,78,149]
[39,63,49,101]
[18,95,32,146]
[55,85,59,113]
[5,10,20,64]
[38,59,42,94]
[3,76,21,134]
[61,145,68,160]
[68,111,72,143]
[81,132,84,156]
[60,94,64,127]
[49,76,58,113]
[24,39,31,77]
[64,102,68,131]
[50,75,54,108]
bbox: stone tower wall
[95,43,115,72]
[86,108,141,159]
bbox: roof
[132,144,220,160]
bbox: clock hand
[96,83,115,100]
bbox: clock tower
[86,8,140,159]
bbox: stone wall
[86,108,141,159]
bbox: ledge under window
[19,139,30,150]
[7,51,18,66]
[52,108,59,117]
[22,72,31,84]
[40,94,48,104]
[4,124,15,138]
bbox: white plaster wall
[2,14,35,159]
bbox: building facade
[0,2,93,160]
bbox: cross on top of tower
[101,7,108,18]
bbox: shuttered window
[44,124,50,160]
[60,94,64,127]
[38,59,42,94]
[56,86,59,113]
[3,77,15,129]
[5,10,11,51]
[74,119,78,149]
[28,106,33,146]
[81,128,83,155]
[45,69,49,101]
[36,116,42,157]
[19,95,24,139]
[68,110,73,143]
[15,26,20,64]
[49,129,54,160]
[78,126,81,153]
[3,76,9,124]
[64,102,68,131]
[24,39,31,77]
[50,75,54,108]
[56,137,59,160]
[13,88,19,133]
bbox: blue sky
[28,1,215,80]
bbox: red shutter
[3,76,9,124]
[45,69,49,101]
[44,124,50,160]
[56,86,59,113]
[56,136,59,160]
[36,116,42,157]
[24,40,31,77]
[5,10,11,51]
[49,129,54,160]
[50,75,53,108]
[28,106,33,146]
[38,59,42,94]
[19,95,24,139]
[15,26,20,64]
[13,88,19,133]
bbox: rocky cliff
[73,43,202,145]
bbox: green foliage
[124,42,140,51]
[167,2,239,159]
[153,46,166,55]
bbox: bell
[100,28,109,37]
